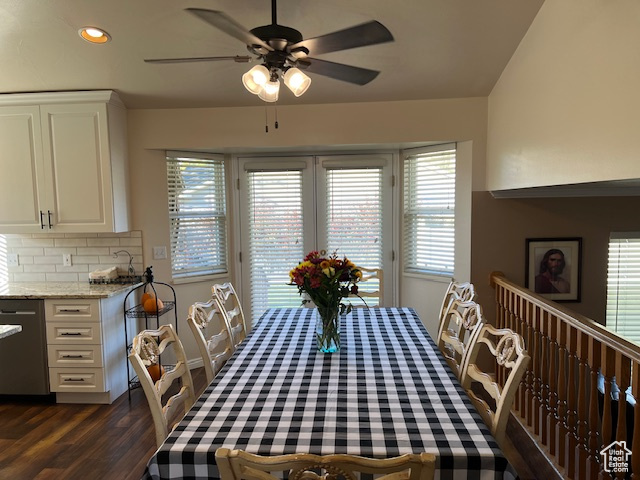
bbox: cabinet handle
[47,210,53,229]
[60,309,81,313]
[62,354,85,359]
[63,377,86,382]
[60,332,83,336]
[40,211,45,229]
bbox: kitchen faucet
[113,250,135,276]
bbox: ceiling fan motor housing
[250,24,305,72]
[251,24,303,50]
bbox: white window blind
[607,233,640,343]
[325,167,382,302]
[247,169,305,316]
[403,144,456,276]
[166,152,227,280]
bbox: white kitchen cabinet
[45,293,131,404]
[0,91,129,233]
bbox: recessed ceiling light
[79,27,111,44]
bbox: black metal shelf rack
[123,266,177,401]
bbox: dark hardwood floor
[0,368,208,480]
[0,367,541,480]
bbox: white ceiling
[0,0,545,110]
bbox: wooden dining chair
[215,448,436,480]
[187,299,235,385]
[460,324,530,444]
[437,280,476,332]
[213,282,248,348]
[356,267,384,307]
[436,299,484,379]
[128,324,196,448]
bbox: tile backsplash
[3,231,144,282]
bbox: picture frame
[525,237,582,302]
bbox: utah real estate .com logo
[601,440,632,474]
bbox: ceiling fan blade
[299,58,380,85]
[145,56,252,64]
[186,8,273,52]
[291,21,393,56]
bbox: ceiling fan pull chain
[265,106,269,133]
[275,104,279,129]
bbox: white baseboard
[188,357,204,370]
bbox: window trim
[402,143,457,278]
[166,151,229,283]
[606,232,640,342]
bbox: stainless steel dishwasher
[0,299,49,395]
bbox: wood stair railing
[490,272,640,479]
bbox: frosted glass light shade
[242,65,269,95]
[283,68,311,97]
[258,80,280,102]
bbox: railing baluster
[586,337,602,480]
[614,352,631,479]
[565,325,578,478]
[539,310,549,446]
[547,314,558,456]
[516,295,527,416]
[488,272,640,480]
[556,316,568,469]
[575,330,590,480]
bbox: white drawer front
[45,299,100,323]
[47,344,103,367]
[46,322,102,344]
[49,368,106,392]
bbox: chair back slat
[128,324,195,448]
[215,448,436,480]
[355,267,384,307]
[187,298,234,385]
[437,299,484,379]
[213,283,248,347]
[461,324,530,444]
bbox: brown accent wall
[471,191,640,327]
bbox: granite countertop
[0,324,22,339]
[0,282,143,299]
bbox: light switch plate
[153,246,167,260]
[63,253,72,267]
[7,253,18,267]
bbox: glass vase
[315,305,341,353]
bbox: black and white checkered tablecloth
[143,307,518,480]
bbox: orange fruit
[143,297,164,313]
[140,291,155,304]
[146,363,165,382]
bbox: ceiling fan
[145,0,394,102]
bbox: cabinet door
[0,106,47,232]
[40,103,115,232]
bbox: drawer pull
[63,378,86,382]
[60,332,83,336]
[60,309,82,313]
[62,354,85,359]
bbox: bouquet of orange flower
[289,250,362,352]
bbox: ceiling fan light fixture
[242,65,270,95]
[283,68,311,97]
[79,27,111,44]
[258,80,280,103]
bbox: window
[244,165,307,312]
[319,160,387,305]
[606,233,640,343]
[403,144,456,277]
[239,154,393,319]
[166,152,227,281]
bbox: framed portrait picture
[525,237,582,302]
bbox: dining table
[143,307,518,480]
